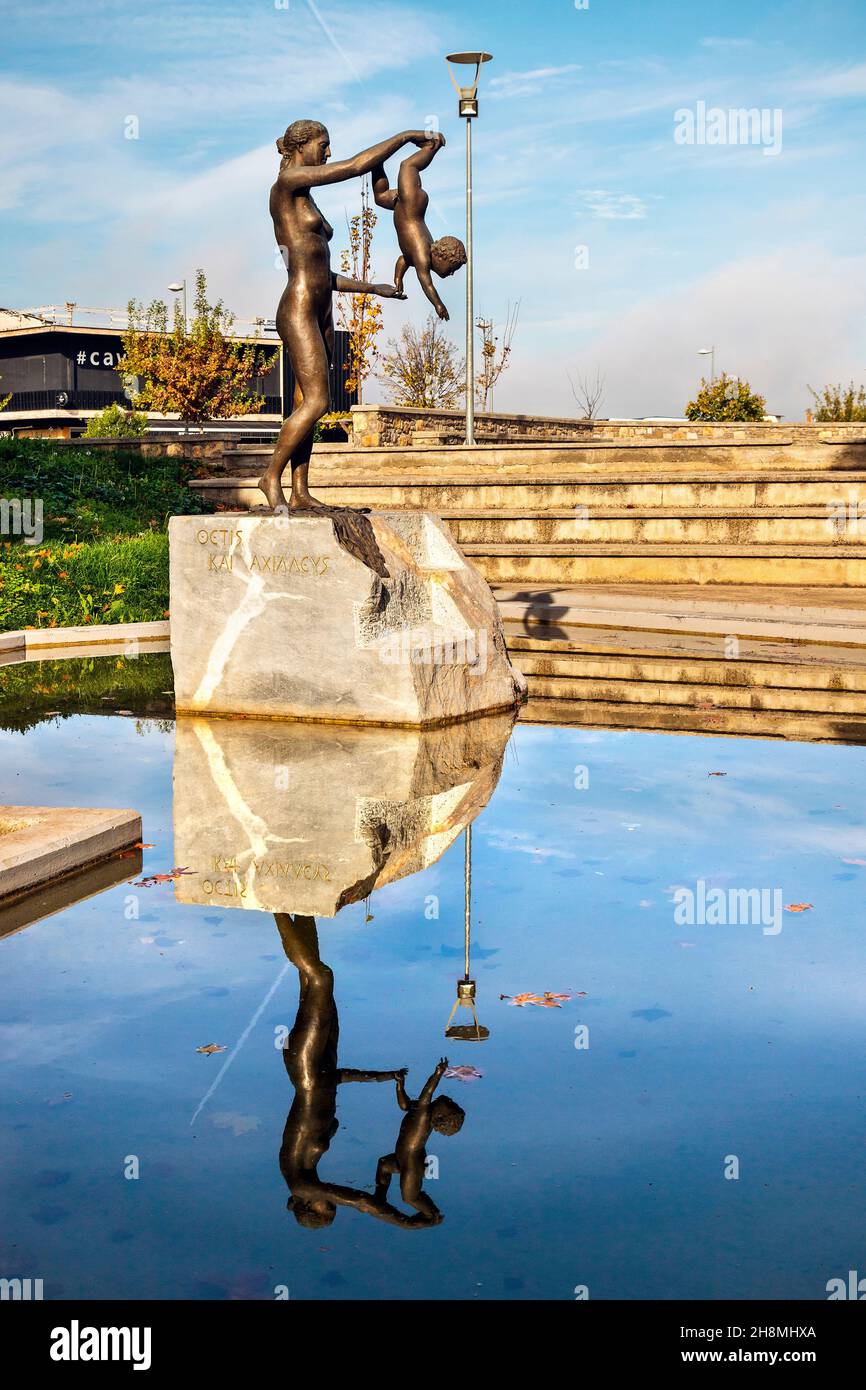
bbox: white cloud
[489,64,582,100]
[796,63,866,98]
[700,38,755,50]
[581,190,647,220]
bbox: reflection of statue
[276,913,460,1229]
[259,121,433,513]
[375,1060,464,1225]
[372,135,467,321]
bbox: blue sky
[2,0,865,418]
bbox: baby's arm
[416,263,450,321]
[418,1057,448,1105]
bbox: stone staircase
[500,585,866,742]
[191,438,866,587]
[188,438,866,739]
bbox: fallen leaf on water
[196,1043,226,1055]
[132,842,155,850]
[134,867,195,887]
[785,903,813,913]
[500,990,585,1008]
[708,771,727,777]
[444,1065,484,1082]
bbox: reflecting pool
[2,655,866,1300]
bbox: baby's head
[431,236,467,280]
[431,1095,465,1136]
[287,1195,336,1228]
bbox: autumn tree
[378,314,465,409]
[117,270,277,427]
[336,179,382,404]
[685,372,766,422]
[807,381,866,422]
[475,302,519,411]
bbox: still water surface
[1,656,865,1299]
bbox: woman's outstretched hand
[408,130,445,148]
[373,283,407,300]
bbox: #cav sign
[73,343,121,368]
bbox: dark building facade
[0,320,356,436]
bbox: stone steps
[466,543,866,586]
[224,438,866,474]
[189,440,866,586]
[446,509,865,545]
[506,611,866,741]
[191,472,866,512]
[518,697,866,743]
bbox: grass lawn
[0,438,213,630]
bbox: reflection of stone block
[172,711,515,917]
[169,511,526,725]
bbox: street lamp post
[698,345,715,383]
[446,51,492,448]
[168,280,188,333]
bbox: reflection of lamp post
[698,345,715,383]
[445,51,493,449]
[445,824,490,1041]
[168,280,187,333]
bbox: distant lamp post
[698,345,716,383]
[445,50,493,448]
[168,280,187,332]
[444,825,490,1041]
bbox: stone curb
[0,620,170,655]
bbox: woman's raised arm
[279,129,430,191]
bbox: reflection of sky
[2,706,866,1301]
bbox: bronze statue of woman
[258,120,432,512]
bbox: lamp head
[445,51,493,118]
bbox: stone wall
[348,404,866,448]
[58,435,229,461]
[53,412,866,463]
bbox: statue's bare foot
[289,492,330,513]
[257,472,288,511]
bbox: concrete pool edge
[0,806,143,905]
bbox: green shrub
[82,403,149,438]
[807,381,866,422]
[685,373,767,422]
[0,437,211,543]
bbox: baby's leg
[393,254,407,295]
[372,163,398,211]
[375,1152,398,1200]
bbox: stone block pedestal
[168,510,526,725]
